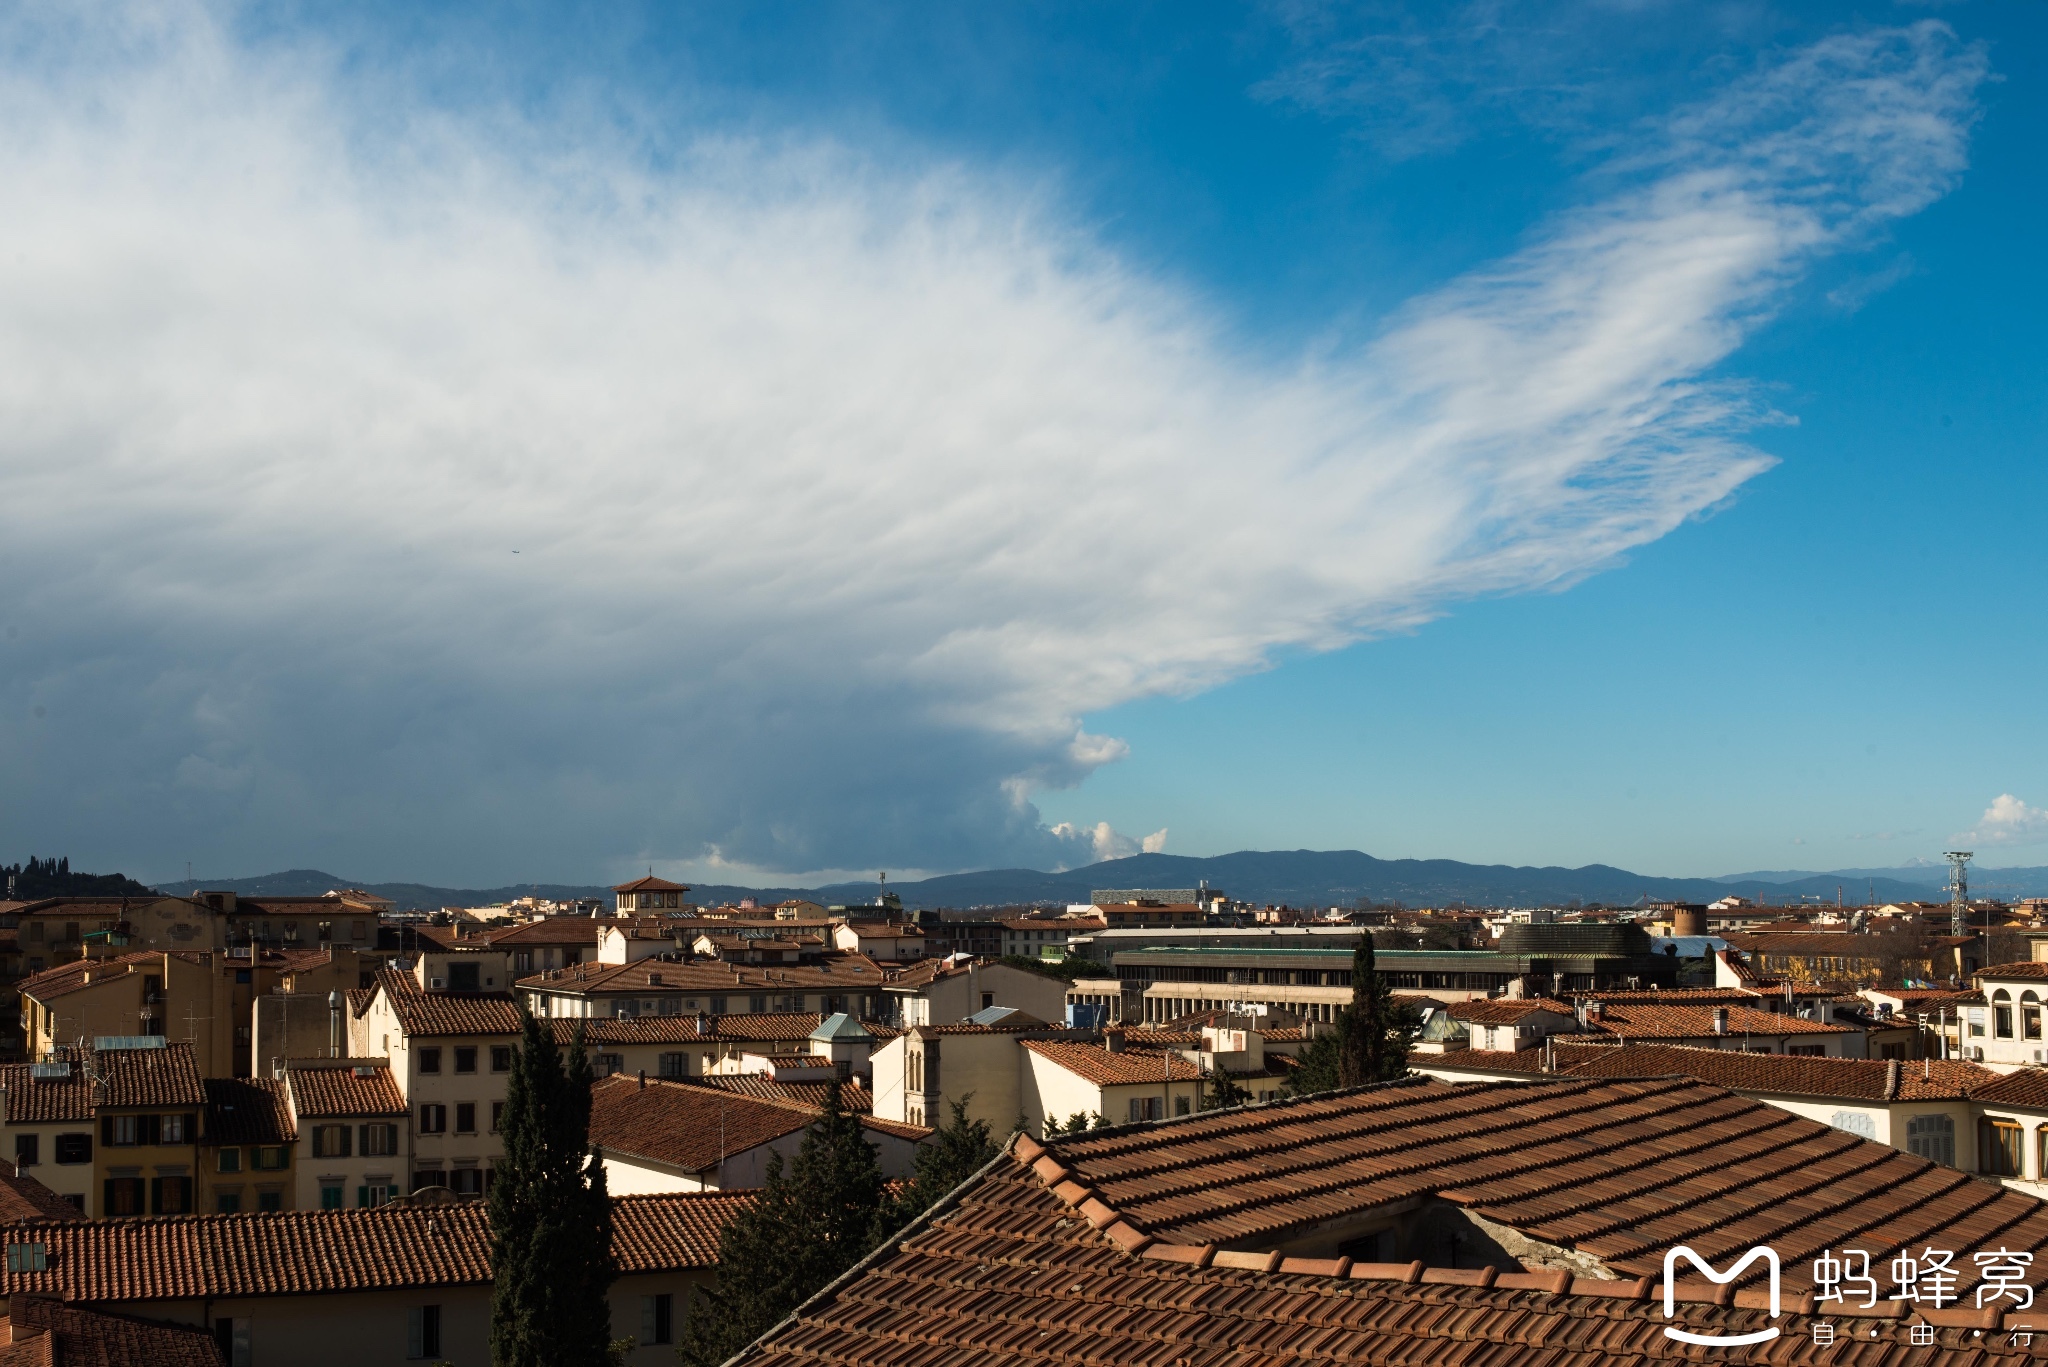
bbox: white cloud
[1963,796,2048,848]
[1045,822,1167,867]
[0,7,1986,881]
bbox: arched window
[1907,1113,1955,1166]
[1994,988,2015,1040]
[1830,1110,1877,1141]
[2024,991,2042,1041]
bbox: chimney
[696,1010,710,1036]
[328,989,343,1058]
[1712,1006,1729,1036]
[1103,1030,1125,1054]
[638,1070,646,1089]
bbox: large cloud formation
[0,9,1985,882]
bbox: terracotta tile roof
[1011,1075,2048,1299]
[0,1192,746,1302]
[613,876,691,893]
[733,1132,2048,1367]
[1420,1046,1553,1074]
[680,1076,876,1112]
[541,1013,826,1046]
[483,919,603,946]
[1446,997,1576,1024]
[1576,986,1767,1004]
[1979,961,2048,980]
[285,1063,407,1119]
[1560,1043,1997,1101]
[203,1078,295,1146]
[1968,1068,2048,1110]
[92,1044,206,1110]
[0,1297,222,1367]
[0,1173,82,1224]
[0,1064,94,1124]
[1723,931,1949,958]
[588,1077,924,1171]
[1019,1040,1202,1086]
[1587,1002,1848,1038]
[371,969,523,1038]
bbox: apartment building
[279,1059,411,1211]
[518,950,888,1021]
[200,1078,295,1214]
[0,1041,207,1217]
[873,957,1068,1027]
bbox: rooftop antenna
[1945,851,1973,938]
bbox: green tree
[676,1081,883,1367]
[1204,1069,1251,1110]
[878,1096,1001,1233]
[1284,936,1417,1097]
[490,1013,616,1367]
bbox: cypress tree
[877,1096,999,1234]
[490,1013,616,1367]
[676,1080,883,1367]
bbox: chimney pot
[1712,1006,1729,1035]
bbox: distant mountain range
[145,851,2048,910]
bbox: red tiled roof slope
[589,1077,926,1172]
[1561,1043,1996,1101]
[371,970,522,1037]
[204,1078,296,1145]
[733,1147,2047,1367]
[0,1193,744,1302]
[1039,1075,2048,1297]
[1,1297,222,1367]
[0,1174,82,1224]
[1020,1040,1201,1085]
[1447,997,1575,1024]
[1588,1001,1847,1037]
[680,1075,875,1112]
[286,1063,407,1119]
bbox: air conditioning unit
[429,977,446,990]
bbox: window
[408,1305,442,1360]
[358,1183,395,1207]
[642,1293,674,1345]
[454,1047,477,1074]
[749,995,767,1013]
[103,1177,145,1216]
[455,1103,476,1135]
[253,1146,290,1170]
[313,1125,352,1158]
[491,1046,512,1073]
[150,1176,193,1214]
[1787,1045,1827,1057]
[1174,1095,1191,1116]
[448,962,480,992]
[217,1148,242,1173]
[490,1103,503,1134]
[1994,990,2014,1039]
[216,1192,240,1213]
[1971,1008,1988,1038]
[321,1184,344,1210]
[13,1134,37,1168]
[215,1318,252,1367]
[449,1168,484,1196]
[413,1170,446,1192]
[418,1047,442,1074]
[234,969,251,984]
[1126,1097,1164,1122]
[709,996,727,1014]
[54,1133,90,1165]
[2026,991,2043,1041]
[1830,1110,1877,1140]
[6,1242,47,1272]
[981,993,994,1010]
[1900,1114,1949,1164]
[659,1052,688,1079]
[598,1054,623,1076]
[26,922,41,941]
[161,1114,190,1144]
[352,920,367,941]
[361,1123,399,1156]
[419,1104,447,1134]
[1981,1119,2025,1177]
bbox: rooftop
[283,1061,407,1119]
[0,1193,747,1303]
[1560,1043,1997,1102]
[1019,1040,1203,1086]
[731,1104,2048,1367]
[588,1077,925,1173]
[0,1297,222,1367]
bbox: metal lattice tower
[1945,850,1973,937]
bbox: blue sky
[0,1,2040,886]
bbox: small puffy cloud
[1962,795,2048,848]
[1046,822,1166,867]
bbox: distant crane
[1945,850,1973,938]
